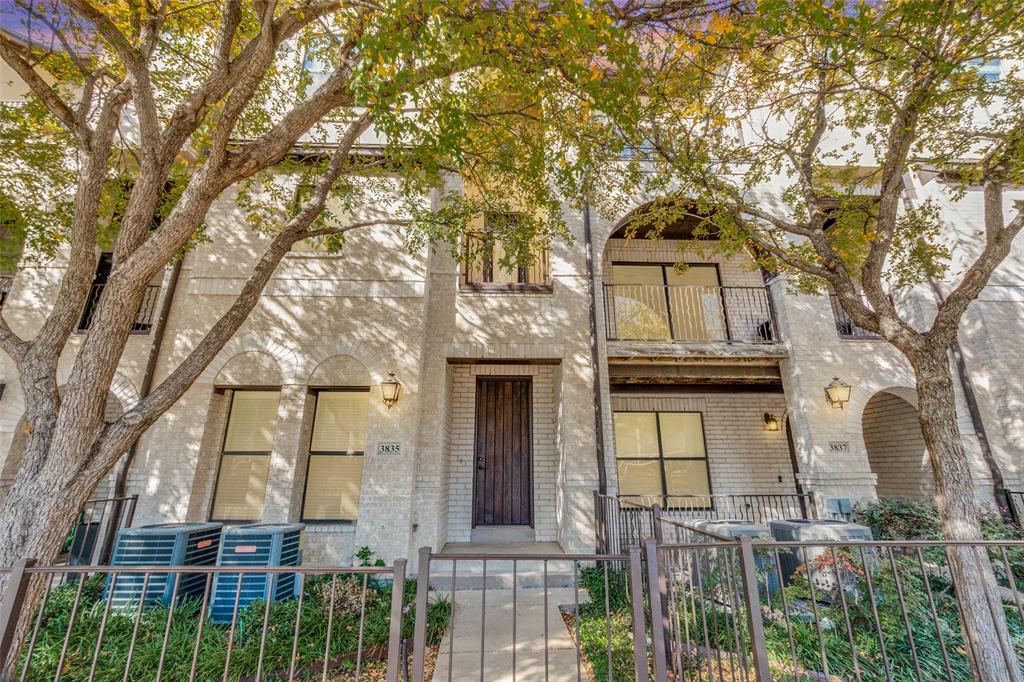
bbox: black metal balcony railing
[603,284,776,343]
[77,283,161,333]
[829,293,880,339]
[0,274,12,310]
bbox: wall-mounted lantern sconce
[380,372,402,409]
[762,412,780,432]
[824,376,852,409]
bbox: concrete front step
[430,544,583,590]
[429,564,579,590]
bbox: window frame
[299,387,371,524]
[209,388,281,524]
[612,409,713,509]
[461,212,552,292]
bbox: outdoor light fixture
[380,372,402,409]
[824,376,852,409]
[762,412,780,432]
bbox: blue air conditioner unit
[210,523,304,624]
[105,522,222,609]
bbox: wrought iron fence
[596,493,816,555]
[829,294,880,339]
[76,283,161,333]
[594,492,659,555]
[649,534,1024,681]
[3,532,1024,681]
[621,493,816,526]
[61,495,138,567]
[0,561,408,681]
[408,546,645,682]
[603,284,777,343]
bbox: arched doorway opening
[862,390,935,500]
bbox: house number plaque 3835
[377,441,402,456]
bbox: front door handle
[477,456,485,470]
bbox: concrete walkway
[431,587,591,682]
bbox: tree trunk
[0,444,100,676]
[912,350,1022,682]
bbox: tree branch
[0,34,83,142]
[931,186,1024,348]
[0,315,29,362]
[92,113,375,472]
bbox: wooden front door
[473,377,533,527]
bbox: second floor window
[609,263,727,341]
[462,213,550,290]
[77,253,161,333]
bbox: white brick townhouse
[1,52,1022,566]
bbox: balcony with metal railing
[602,284,784,362]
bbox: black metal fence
[650,534,1024,681]
[595,492,816,555]
[409,546,643,682]
[62,495,138,567]
[621,493,816,526]
[603,284,777,344]
[0,561,408,681]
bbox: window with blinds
[613,411,711,508]
[211,390,281,522]
[302,389,370,522]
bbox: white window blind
[303,456,363,521]
[223,390,280,452]
[302,390,369,522]
[211,454,272,521]
[310,391,368,453]
[211,390,279,521]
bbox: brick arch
[0,383,135,493]
[197,334,301,386]
[295,338,390,385]
[842,379,918,429]
[860,387,933,500]
[0,370,139,432]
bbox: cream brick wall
[1,165,1021,566]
